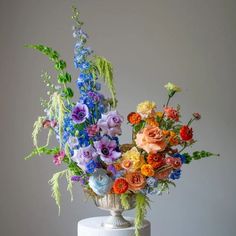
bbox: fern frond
[93,56,117,107]
[134,193,150,236]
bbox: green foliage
[32,116,45,150]
[24,146,59,160]
[120,193,131,210]
[26,44,60,62]
[93,56,117,107]
[25,44,73,96]
[48,169,74,215]
[63,87,74,98]
[157,179,176,194]
[134,193,150,236]
[183,150,220,164]
[133,120,146,133]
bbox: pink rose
[135,126,167,153]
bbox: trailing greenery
[183,150,220,164]
[24,146,60,160]
[120,193,131,210]
[93,56,117,107]
[48,92,68,148]
[32,116,45,151]
[134,193,150,236]
[48,169,74,215]
[72,6,84,28]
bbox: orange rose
[147,153,165,169]
[135,126,167,153]
[126,172,146,191]
[141,164,154,176]
[127,112,142,125]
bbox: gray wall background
[0,0,236,235]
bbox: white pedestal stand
[78,217,150,236]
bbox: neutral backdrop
[0,0,235,236]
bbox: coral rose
[126,172,146,191]
[135,126,167,153]
[180,125,193,141]
[127,112,142,125]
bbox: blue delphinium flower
[170,169,182,180]
[173,153,186,164]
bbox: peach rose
[135,126,167,153]
[126,172,146,191]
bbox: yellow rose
[137,101,156,117]
[121,147,144,172]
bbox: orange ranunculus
[169,131,179,146]
[113,162,122,171]
[162,130,170,136]
[146,117,159,127]
[141,164,154,177]
[135,126,167,153]
[147,153,165,169]
[126,172,146,191]
[127,112,142,125]
[155,168,172,180]
[113,178,129,194]
[156,111,163,118]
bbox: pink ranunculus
[86,124,100,137]
[53,150,65,166]
[165,157,182,169]
[135,126,167,153]
[164,106,179,122]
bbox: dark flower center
[78,111,85,119]
[101,147,109,156]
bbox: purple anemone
[94,136,121,164]
[72,102,89,124]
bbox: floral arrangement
[25,7,219,236]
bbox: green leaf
[133,120,146,133]
[55,60,66,71]
[63,87,74,98]
[183,150,219,164]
